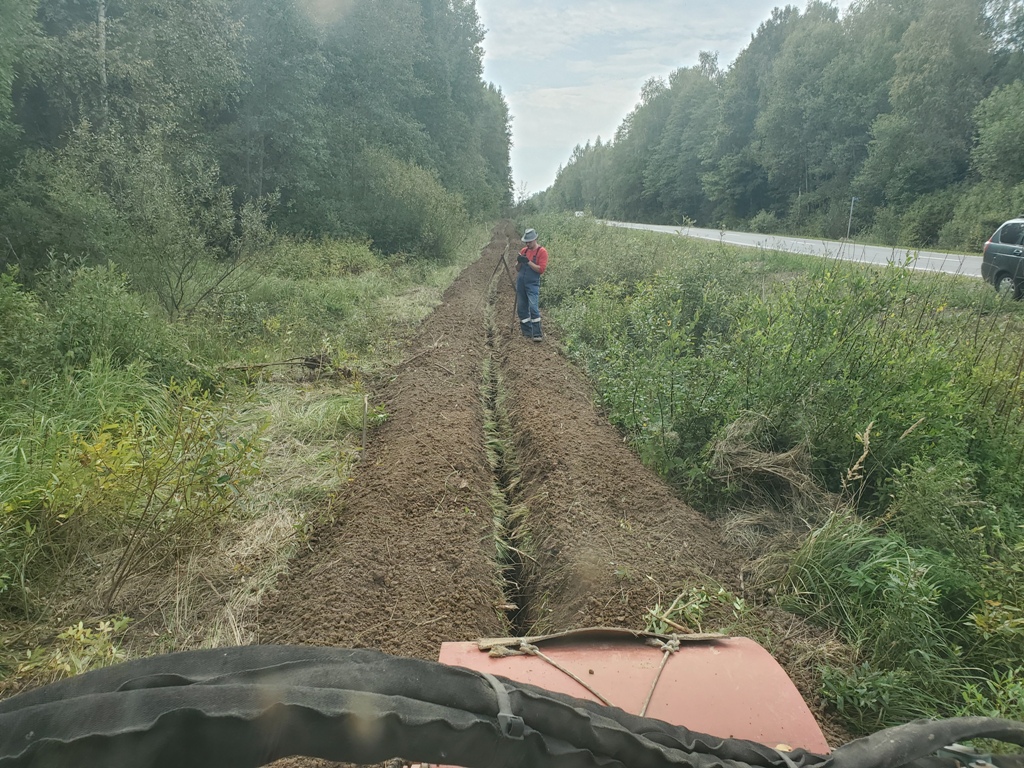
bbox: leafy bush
[45,383,263,609]
[0,367,262,615]
[898,187,960,248]
[356,148,470,261]
[40,263,195,383]
[958,666,1024,731]
[821,662,945,733]
[0,125,274,318]
[0,360,171,614]
[0,271,58,380]
[538,212,1024,732]
[11,617,132,690]
[862,207,903,247]
[267,237,379,281]
[939,181,1024,252]
[749,209,781,234]
[883,456,995,560]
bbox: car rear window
[997,222,1024,245]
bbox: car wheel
[994,273,1021,300]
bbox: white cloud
[512,81,638,148]
[508,80,639,191]
[475,0,856,194]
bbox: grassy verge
[532,212,1024,733]
[0,223,491,693]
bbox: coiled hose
[0,645,1021,768]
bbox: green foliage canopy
[0,0,513,278]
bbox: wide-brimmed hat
[521,228,538,243]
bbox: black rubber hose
[0,646,1021,768]
[0,646,789,768]
[829,718,1024,768]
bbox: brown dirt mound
[257,223,849,748]
[495,273,740,631]
[258,232,510,656]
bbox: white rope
[517,641,613,707]
[639,636,681,717]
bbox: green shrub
[45,383,263,609]
[538,212,1024,732]
[883,456,995,560]
[822,662,947,733]
[898,188,960,248]
[749,209,781,234]
[356,148,470,262]
[0,272,58,380]
[11,617,132,690]
[267,237,380,281]
[777,512,974,728]
[862,207,902,246]
[41,263,195,383]
[939,181,1024,252]
[0,125,274,319]
[0,379,263,615]
[0,360,171,614]
[958,666,1024,733]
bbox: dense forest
[537,0,1024,251]
[0,0,513,293]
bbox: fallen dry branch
[223,355,350,376]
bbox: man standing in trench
[516,228,548,342]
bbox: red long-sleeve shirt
[519,245,548,274]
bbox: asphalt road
[603,220,983,279]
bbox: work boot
[532,319,543,342]
[520,320,531,337]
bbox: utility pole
[846,196,858,241]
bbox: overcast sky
[475,0,854,198]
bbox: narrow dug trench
[256,223,847,748]
[482,301,536,637]
[491,260,741,633]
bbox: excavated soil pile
[259,232,509,654]
[496,280,737,630]
[258,223,846,748]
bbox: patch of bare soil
[256,223,850,752]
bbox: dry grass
[709,413,838,518]
[0,374,362,694]
[721,508,813,555]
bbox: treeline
[538,0,1024,250]
[0,0,512,298]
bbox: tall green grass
[535,213,1024,731]
[187,233,480,363]
[0,362,175,613]
[773,512,976,730]
[0,224,490,621]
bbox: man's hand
[517,254,529,265]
